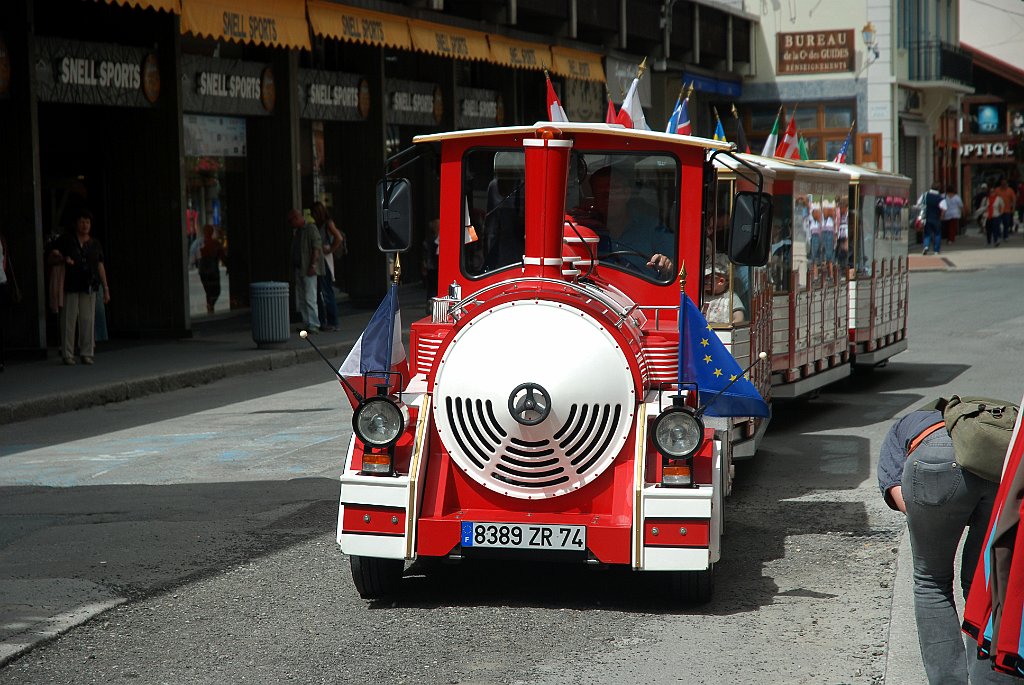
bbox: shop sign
[184,114,247,157]
[960,141,1014,161]
[456,87,502,129]
[0,35,10,99]
[182,55,274,116]
[387,79,443,127]
[35,37,159,107]
[777,29,854,75]
[565,78,602,123]
[298,69,370,121]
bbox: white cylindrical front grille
[433,301,636,500]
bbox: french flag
[338,283,407,406]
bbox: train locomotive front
[336,124,772,604]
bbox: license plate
[461,522,586,551]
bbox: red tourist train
[333,122,911,603]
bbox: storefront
[960,98,1021,204]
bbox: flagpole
[677,262,687,390]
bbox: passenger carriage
[820,162,911,366]
[742,155,854,398]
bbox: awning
[549,46,605,82]
[101,0,180,11]
[487,35,550,71]
[408,19,489,61]
[180,0,310,50]
[307,1,412,50]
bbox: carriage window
[769,194,794,292]
[566,151,680,284]
[461,149,527,278]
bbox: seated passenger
[703,255,746,324]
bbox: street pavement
[0,230,1022,679]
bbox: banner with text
[298,69,370,121]
[386,79,443,127]
[182,55,275,116]
[35,37,160,107]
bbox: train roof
[733,153,852,184]
[413,122,734,152]
[818,161,912,186]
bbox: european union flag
[678,292,770,418]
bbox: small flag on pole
[761,106,782,157]
[544,71,568,123]
[712,107,727,142]
[666,83,692,135]
[615,59,650,130]
[798,135,810,161]
[677,292,769,418]
[338,282,408,405]
[731,104,751,154]
[605,89,617,124]
[833,122,855,163]
[775,107,801,160]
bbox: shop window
[824,105,854,129]
[795,108,818,130]
[184,114,245,318]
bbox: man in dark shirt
[49,210,109,365]
[878,409,1009,684]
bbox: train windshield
[566,151,680,284]
[459,148,680,284]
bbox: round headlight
[353,397,406,448]
[653,407,704,458]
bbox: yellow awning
[101,0,181,11]
[550,46,605,82]
[408,19,489,61]
[487,35,550,71]
[180,0,310,50]
[307,1,412,50]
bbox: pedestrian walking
[47,210,109,365]
[878,404,1017,684]
[984,187,1005,246]
[287,208,322,333]
[940,185,964,245]
[918,183,943,255]
[995,178,1017,242]
[311,202,344,332]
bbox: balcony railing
[905,40,973,87]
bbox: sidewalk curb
[0,598,127,668]
[0,342,351,426]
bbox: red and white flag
[614,77,649,130]
[605,93,617,124]
[545,73,568,123]
[775,111,800,160]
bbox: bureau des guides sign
[777,29,854,75]
[35,37,159,107]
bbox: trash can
[250,281,290,347]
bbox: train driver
[579,161,676,280]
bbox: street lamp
[862,22,880,63]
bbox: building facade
[0,0,759,358]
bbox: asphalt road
[1,263,1023,684]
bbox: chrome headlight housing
[653,406,704,458]
[353,396,406,448]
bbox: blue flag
[678,293,769,418]
[713,116,727,143]
[338,283,406,379]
